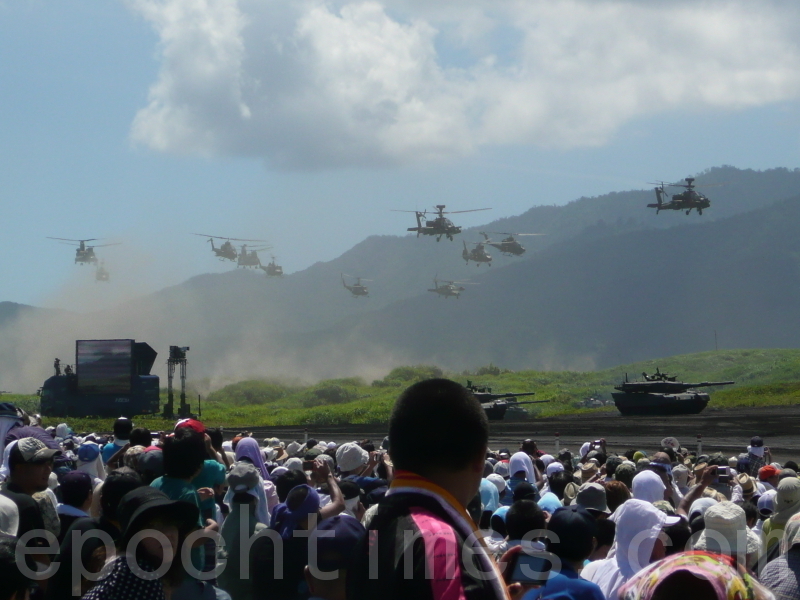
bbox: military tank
[465,381,548,421]
[611,369,734,416]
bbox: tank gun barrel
[685,381,735,389]
[476,391,537,402]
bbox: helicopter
[191,234,268,261]
[428,277,474,299]
[479,232,544,256]
[47,238,121,265]
[392,205,491,241]
[95,261,110,283]
[462,240,492,266]
[237,244,271,268]
[260,256,284,277]
[648,178,716,215]
[342,274,370,298]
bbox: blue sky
[2,0,799,309]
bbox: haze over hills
[2,166,800,391]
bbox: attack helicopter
[479,232,544,256]
[462,240,492,266]
[47,238,121,265]
[392,205,491,241]
[342,274,370,298]
[95,261,110,283]
[260,256,284,277]
[191,234,268,261]
[648,178,716,215]
[428,277,473,299]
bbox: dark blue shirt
[524,562,606,600]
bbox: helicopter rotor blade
[442,208,492,214]
[47,237,98,242]
[91,243,122,248]
[191,233,268,242]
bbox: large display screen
[77,339,133,394]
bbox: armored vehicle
[466,381,547,421]
[612,369,734,416]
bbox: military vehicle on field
[612,369,734,416]
[465,380,548,421]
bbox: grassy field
[8,348,800,432]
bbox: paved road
[235,405,800,463]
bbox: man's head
[128,427,152,448]
[100,468,143,522]
[520,439,538,455]
[60,470,94,511]
[113,417,133,441]
[8,437,60,494]
[548,470,574,501]
[162,428,205,480]
[389,379,488,502]
[275,469,309,502]
[759,465,780,488]
[547,505,598,563]
[505,499,545,541]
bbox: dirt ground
[240,405,800,463]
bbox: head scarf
[270,485,320,540]
[538,492,562,514]
[781,512,800,554]
[479,478,500,513]
[235,437,271,481]
[0,440,18,482]
[540,454,554,467]
[618,551,773,600]
[611,498,667,579]
[579,442,591,459]
[508,452,536,482]
[632,470,666,504]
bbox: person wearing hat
[82,487,199,600]
[336,442,389,495]
[580,462,599,484]
[762,477,800,556]
[304,514,366,600]
[747,436,772,479]
[56,470,94,543]
[582,499,681,599]
[693,501,762,570]
[0,437,60,563]
[45,469,144,600]
[218,463,268,600]
[761,511,800,598]
[632,470,667,504]
[760,465,781,491]
[576,482,611,518]
[732,473,758,504]
[537,505,606,600]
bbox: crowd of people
[0,379,798,599]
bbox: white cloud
[127,0,800,168]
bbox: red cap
[174,418,205,434]
[759,465,779,481]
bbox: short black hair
[113,418,133,440]
[101,469,143,520]
[490,513,507,538]
[741,501,758,524]
[785,461,800,472]
[546,509,597,562]
[129,427,151,448]
[207,427,224,450]
[548,470,573,500]
[596,518,615,548]
[162,428,205,479]
[389,379,488,476]
[506,500,545,540]
[275,470,308,502]
[0,534,29,600]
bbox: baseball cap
[77,442,101,463]
[0,403,20,419]
[227,462,259,493]
[547,505,598,557]
[174,418,205,434]
[60,470,93,504]
[758,489,777,517]
[310,514,367,571]
[759,465,779,481]
[137,449,164,477]
[750,436,764,448]
[14,437,60,463]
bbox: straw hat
[736,473,756,499]
[580,462,598,482]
